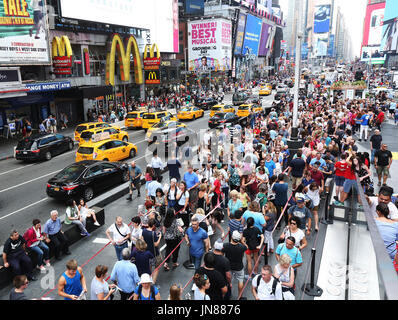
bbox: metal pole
[185,48,188,90]
[302,248,323,297]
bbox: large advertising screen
[188,19,232,72]
[234,13,247,56]
[258,23,273,57]
[363,2,385,47]
[60,0,178,52]
[328,34,335,57]
[313,34,328,57]
[242,14,263,56]
[314,5,331,34]
[361,45,386,64]
[380,0,398,54]
[185,0,204,15]
[0,0,50,65]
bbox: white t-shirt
[283,227,305,247]
[177,189,189,206]
[307,189,320,206]
[252,275,283,300]
[107,223,130,244]
[130,226,142,245]
[369,197,398,220]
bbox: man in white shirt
[106,217,131,261]
[252,265,283,300]
[146,176,163,200]
[151,152,164,180]
[367,186,398,222]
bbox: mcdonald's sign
[52,36,73,75]
[143,44,161,70]
[105,34,143,86]
[145,70,160,85]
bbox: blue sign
[328,35,335,57]
[185,0,204,15]
[242,14,263,56]
[26,81,71,92]
[314,5,331,34]
[302,43,308,60]
[234,13,247,56]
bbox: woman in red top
[23,219,50,271]
[210,172,225,238]
[334,153,349,202]
[334,154,362,206]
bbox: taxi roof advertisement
[0,0,50,65]
[188,18,232,72]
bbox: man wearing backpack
[252,265,283,300]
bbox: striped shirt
[229,219,244,235]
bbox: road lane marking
[0,197,49,221]
[0,163,35,176]
[0,170,60,194]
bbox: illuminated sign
[145,70,160,84]
[105,34,143,86]
[52,36,73,75]
[143,44,161,70]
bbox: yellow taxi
[252,103,263,113]
[236,104,252,117]
[74,122,112,143]
[141,111,177,130]
[146,121,186,142]
[259,85,272,96]
[177,106,204,120]
[210,104,235,118]
[125,111,147,129]
[78,126,129,145]
[75,133,137,162]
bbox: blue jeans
[30,241,50,266]
[191,255,203,271]
[371,149,379,164]
[115,242,128,261]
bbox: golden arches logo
[52,36,73,58]
[144,43,160,60]
[105,34,143,86]
[148,71,157,80]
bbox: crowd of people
[6,63,398,301]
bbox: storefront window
[88,46,107,77]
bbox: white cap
[232,230,242,242]
[213,239,224,251]
[138,273,153,284]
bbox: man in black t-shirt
[196,252,228,300]
[3,230,36,281]
[370,129,383,164]
[375,144,393,186]
[288,150,306,190]
[213,239,232,300]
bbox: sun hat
[138,273,153,284]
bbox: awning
[80,86,114,99]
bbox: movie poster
[0,0,50,64]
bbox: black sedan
[208,112,242,129]
[197,98,218,110]
[15,133,74,161]
[46,160,129,202]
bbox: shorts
[376,166,390,177]
[292,176,303,186]
[231,269,245,283]
[343,178,358,194]
[325,177,333,188]
[312,205,319,211]
[335,175,345,187]
[245,249,259,255]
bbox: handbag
[152,231,163,267]
[115,223,131,243]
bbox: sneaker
[45,261,51,267]
[333,200,344,206]
[94,221,100,226]
[333,196,339,201]
[39,266,46,273]
[85,232,91,237]
[137,193,141,197]
[126,195,132,201]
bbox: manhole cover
[327,286,342,296]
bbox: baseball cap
[232,230,242,242]
[213,239,224,251]
[296,193,305,203]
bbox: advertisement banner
[301,43,308,60]
[314,35,328,57]
[363,2,385,47]
[242,14,263,56]
[380,0,398,54]
[60,0,178,53]
[256,0,272,14]
[240,0,256,8]
[188,19,232,72]
[361,45,386,64]
[272,6,282,19]
[258,22,272,57]
[328,34,335,57]
[185,0,204,15]
[0,0,50,65]
[234,13,247,56]
[314,5,331,34]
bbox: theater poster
[0,0,50,64]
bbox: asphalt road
[0,92,274,245]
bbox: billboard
[272,6,282,19]
[0,0,50,65]
[328,34,335,57]
[257,0,272,14]
[188,19,232,72]
[185,0,204,15]
[363,2,385,47]
[313,35,328,57]
[380,0,398,54]
[242,14,263,56]
[302,43,308,60]
[60,0,178,53]
[314,5,331,34]
[258,23,273,57]
[241,0,256,8]
[361,45,386,64]
[234,13,247,56]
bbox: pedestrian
[3,230,36,282]
[303,182,321,232]
[279,216,307,250]
[77,199,101,227]
[183,164,200,212]
[273,254,295,300]
[193,273,211,300]
[375,143,393,187]
[185,216,210,270]
[130,216,143,250]
[110,248,140,300]
[275,236,303,273]
[212,239,232,300]
[130,239,153,277]
[126,161,142,200]
[165,178,178,209]
[175,181,190,227]
[242,217,264,278]
[366,185,398,221]
[370,129,383,164]
[168,284,183,300]
[90,265,116,300]
[57,259,87,300]
[288,150,306,190]
[42,210,71,261]
[23,219,50,273]
[9,275,29,300]
[151,151,164,181]
[251,265,283,300]
[272,173,289,229]
[141,218,162,283]
[167,155,182,181]
[162,208,184,271]
[105,216,131,261]
[262,202,276,256]
[132,273,161,300]
[334,153,348,202]
[287,195,312,236]
[359,110,372,142]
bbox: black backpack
[255,275,282,299]
[137,284,156,300]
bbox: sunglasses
[290,222,297,225]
